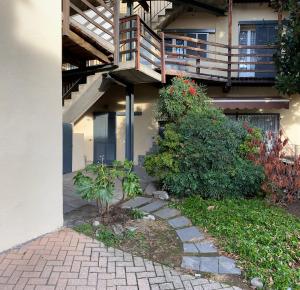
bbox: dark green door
[63,123,72,174]
[93,112,116,164]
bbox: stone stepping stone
[138,200,167,213]
[176,226,205,242]
[199,257,219,274]
[183,243,198,254]
[218,256,241,275]
[195,242,218,254]
[153,208,180,219]
[121,197,152,209]
[181,256,201,271]
[168,216,191,229]
[181,255,241,275]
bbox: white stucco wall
[0,0,63,252]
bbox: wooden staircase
[63,71,110,123]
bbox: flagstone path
[121,197,241,276]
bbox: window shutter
[255,22,277,78]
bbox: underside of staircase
[63,71,109,124]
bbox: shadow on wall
[0,0,63,252]
[280,96,300,145]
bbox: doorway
[93,112,116,164]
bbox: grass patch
[74,223,137,248]
[73,223,94,238]
[174,196,300,289]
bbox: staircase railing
[62,0,120,65]
[119,15,165,82]
[133,1,172,29]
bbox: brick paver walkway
[0,228,243,290]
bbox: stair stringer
[63,72,107,124]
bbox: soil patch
[119,219,182,268]
[285,199,300,218]
[73,205,182,268]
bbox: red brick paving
[0,229,242,289]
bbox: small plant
[95,225,137,247]
[122,160,142,199]
[114,160,142,200]
[73,223,94,237]
[96,226,121,247]
[73,160,121,218]
[130,208,145,219]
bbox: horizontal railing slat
[80,0,114,26]
[70,2,114,37]
[164,33,229,49]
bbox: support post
[160,32,166,83]
[227,0,233,87]
[125,85,134,161]
[63,0,70,36]
[278,0,283,24]
[113,0,120,66]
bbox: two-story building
[62,0,299,173]
[1,0,299,252]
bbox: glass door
[239,26,256,77]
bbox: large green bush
[144,77,264,198]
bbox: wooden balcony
[163,33,277,86]
[62,0,277,87]
[111,15,165,84]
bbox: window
[239,25,256,77]
[165,32,208,57]
[238,21,278,78]
[226,113,280,133]
[165,31,208,73]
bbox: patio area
[0,228,242,290]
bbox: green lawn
[174,197,300,289]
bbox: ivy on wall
[271,0,300,95]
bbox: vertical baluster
[136,16,141,70]
[161,32,166,83]
[227,0,233,86]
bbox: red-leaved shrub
[245,124,300,203]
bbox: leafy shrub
[74,163,117,217]
[144,77,264,198]
[121,160,142,199]
[74,160,142,218]
[271,0,300,95]
[239,123,263,158]
[156,77,209,123]
[247,130,300,202]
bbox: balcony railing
[62,1,277,85]
[164,33,277,83]
[119,15,165,82]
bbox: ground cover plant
[144,77,264,198]
[174,196,300,289]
